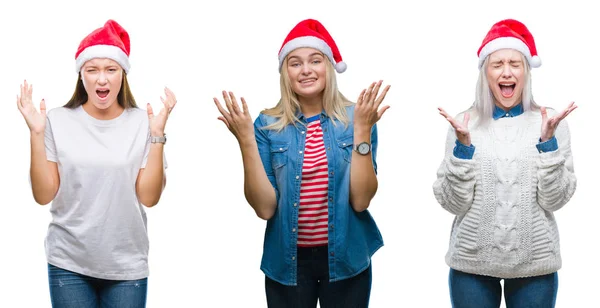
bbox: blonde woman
[214,19,389,308]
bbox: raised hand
[16,80,46,134]
[438,107,471,146]
[354,80,391,130]
[147,87,177,136]
[213,91,255,144]
[540,102,577,142]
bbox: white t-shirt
[44,105,166,280]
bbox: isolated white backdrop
[0,0,598,307]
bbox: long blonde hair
[469,52,540,128]
[261,56,353,131]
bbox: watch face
[358,143,370,154]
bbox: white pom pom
[530,55,542,68]
[335,61,347,73]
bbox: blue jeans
[449,268,558,308]
[48,264,147,308]
[265,246,372,308]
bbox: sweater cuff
[536,136,558,153]
[453,139,475,159]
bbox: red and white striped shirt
[297,117,329,247]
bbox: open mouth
[96,89,110,99]
[499,83,515,98]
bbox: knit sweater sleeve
[536,119,577,212]
[433,125,479,215]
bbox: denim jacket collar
[493,103,524,120]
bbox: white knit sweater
[433,108,577,279]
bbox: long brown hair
[63,72,137,109]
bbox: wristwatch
[354,142,371,155]
[151,134,167,144]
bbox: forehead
[288,47,323,58]
[489,49,523,61]
[82,58,121,68]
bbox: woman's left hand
[148,87,177,136]
[540,102,577,142]
[354,80,390,130]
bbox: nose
[301,62,311,75]
[97,72,108,84]
[501,64,512,78]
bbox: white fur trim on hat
[278,36,336,72]
[75,44,131,73]
[478,36,541,68]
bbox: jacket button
[330,252,334,256]
[292,228,296,232]
[292,256,295,260]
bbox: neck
[82,100,124,120]
[298,95,323,118]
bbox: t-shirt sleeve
[45,115,58,162]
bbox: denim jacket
[254,105,384,286]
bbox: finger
[20,84,25,105]
[438,107,450,118]
[147,103,154,119]
[356,89,366,106]
[374,85,390,108]
[217,116,230,129]
[377,105,390,118]
[229,91,242,115]
[364,82,376,105]
[213,97,233,121]
[28,82,33,98]
[164,87,177,109]
[222,90,234,113]
[241,97,250,115]
[561,105,577,120]
[438,108,460,129]
[463,113,470,127]
[540,106,547,122]
[370,80,383,104]
[16,95,22,111]
[40,99,46,117]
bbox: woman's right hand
[17,80,46,135]
[213,91,255,144]
[438,107,471,146]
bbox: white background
[1,0,598,307]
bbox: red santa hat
[477,19,541,69]
[278,19,346,73]
[75,19,131,73]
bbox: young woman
[214,19,389,307]
[433,19,577,308]
[16,19,175,307]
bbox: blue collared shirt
[254,106,383,286]
[454,104,558,159]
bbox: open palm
[16,80,46,134]
[438,107,471,146]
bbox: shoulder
[344,104,356,116]
[255,111,277,127]
[46,106,76,121]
